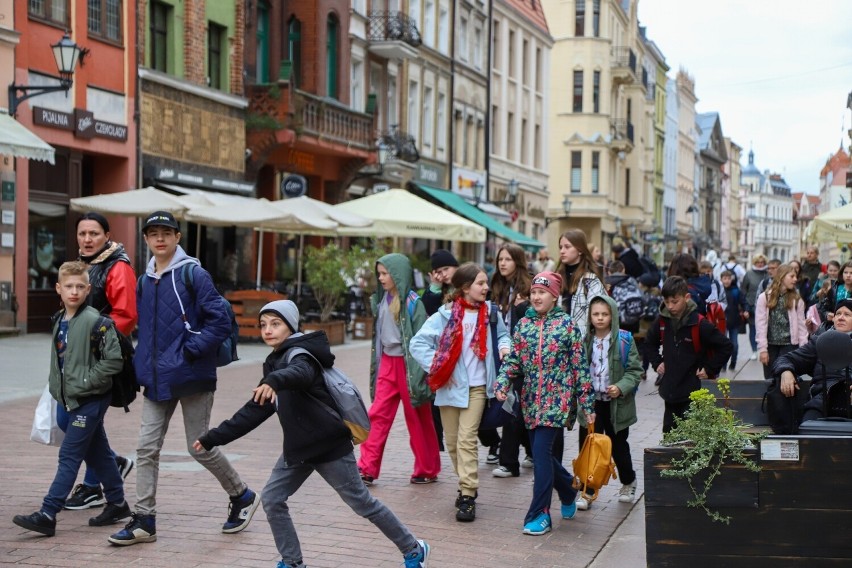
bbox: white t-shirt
[461,310,487,387]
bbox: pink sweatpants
[357,354,441,479]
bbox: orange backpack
[572,422,617,502]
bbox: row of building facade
[2,0,848,332]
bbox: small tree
[304,243,348,322]
[345,241,383,318]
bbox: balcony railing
[610,119,634,144]
[378,125,419,163]
[611,47,637,84]
[247,84,376,152]
[369,11,422,47]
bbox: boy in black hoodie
[645,277,733,433]
[194,300,430,568]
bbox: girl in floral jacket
[495,271,595,537]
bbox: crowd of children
[29,216,812,562]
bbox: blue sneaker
[276,561,305,568]
[522,512,552,535]
[561,501,577,520]
[223,488,261,533]
[108,513,156,546]
[404,539,430,568]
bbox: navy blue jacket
[135,246,230,401]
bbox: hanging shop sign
[32,107,128,142]
[280,174,308,198]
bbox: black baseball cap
[142,210,180,233]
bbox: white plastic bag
[30,384,64,446]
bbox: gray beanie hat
[259,299,300,333]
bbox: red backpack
[658,314,720,379]
[705,302,727,336]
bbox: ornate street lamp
[545,194,572,227]
[9,34,81,118]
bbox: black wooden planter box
[645,437,852,567]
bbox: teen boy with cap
[193,299,431,568]
[109,211,260,546]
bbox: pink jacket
[755,292,808,353]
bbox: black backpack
[91,315,138,412]
[638,255,661,284]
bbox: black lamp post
[472,180,485,205]
[544,194,572,227]
[8,34,81,118]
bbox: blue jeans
[526,426,577,524]
[262,452,417,565]
[727,326,740,367]
[57,405,118,488]
[43,395,124,516]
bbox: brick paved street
[0,331,762,567]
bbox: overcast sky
[637,0,852,195]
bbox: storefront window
[28,203,68,290]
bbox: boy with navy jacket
[109,211,259,546]
[194,300,430,568]
[645,276,733,433]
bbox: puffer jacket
[198,331,352,464]
[81,241,138,335]
[49,306,123,411]
[494,305,593,429]
[579,295,642,434]
[368,253,431,407]
[409,301,510,408]
[135,246,231,401]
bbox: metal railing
[378,125,419,163]
[368,11,422,47]
[610,119,634,143]
[611,47,636,74]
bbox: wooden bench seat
[224,290,288,340]
[711,378,811,429]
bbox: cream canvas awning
[334,189,486,242]
[0,110,55,164]
[806,202,852,243]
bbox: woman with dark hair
[667,253,717,315]
[557,229,605,339]
[489,244,533,478]
[410,263,511,523]
[62,212,137,514]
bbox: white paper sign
[1,210,13,225]
[760,439,800,461]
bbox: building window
[408,80,419,141]
[573,70,583,112]
[625,167,631,205]
[150,1,170,73]
[207,23,225,89]
[287,17,302,87]
[492,20,501,71]
[593,70,600,113]
[351,59,363,114]
[423,86,433,149]
[88,0,122,43]
[409,0,421,29]
[326,14,339,98]
[535,47,542,91]
[522,39,529,84]
[592,151,600,193]
[571,151,582,192]
[534,124,541,169]
[575,0,585,37]
[437,93,447,151]
[29,0,68,26]
[459,17,468,61]
[387,73,397,132]
[507,112,515,161]
[256,2,270,83]
[438,6,449,53]
[508,30,516,78]
[473,26,482,69]
[592,0,600,37]
[491,104,500,156]
[424,0,435,47]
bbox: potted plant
[345,241,383,339]
[659,379,765,524]
[302,243,348,345]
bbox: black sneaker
[222,488,260,533]
[64,484,105,510]
[116,455,135,480]
[89,502,132,526]
[486,443,500,464]
[13,511,56,536]
[456,495,476,522]
[108,513,156,545]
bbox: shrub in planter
[304,243,348,323]
[661,379,765,524]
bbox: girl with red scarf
[410,263,511,523]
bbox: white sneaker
[521,456,534,469]
[618,481,637,503]
[575,493,591,511]
[749,352,758,361]
[492,466,516,478]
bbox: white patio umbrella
[69,186,196,217]
[805,202,852,243]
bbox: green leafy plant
[345,241,383,318]
[661,379,765,524]
[304,243,348,322]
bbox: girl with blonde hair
[755,264,808,380]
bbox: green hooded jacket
[580,294,642,433]
[369,253,431,407]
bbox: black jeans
[762,344,796,380]
[663,400,691,434]
[497,415,531,474]
[578,400,635,486]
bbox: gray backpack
[285,347,371,444]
